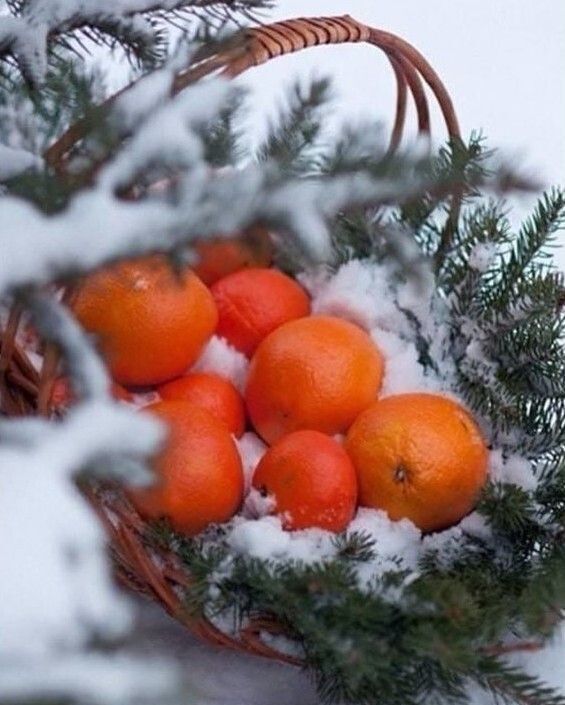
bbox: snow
[370,327,435,396]
[467,622,565,705]
[0,402,162,659]
[468,242,497,272]
[0,651,182,705]
[348,508,422,588]
[225,506,422,588]
[487,448,537,491]
[228,516,336,564]
[300,260,413,335]
[509,622,565,697]
[0,397,169,702]
[0,143,43,180]
[0,0,164,85]
[0,134,399,296]
[236,432,267,494]
[193,335,249,393]
[113,67,175,133]
[301,259,442,397]
[99,79,231,192]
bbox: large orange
[252,430,358,532]
[130,400,244,536]
[345,393,488,533]
[71,256,218,386]
[158,372,245,437]
[245,316,384,444]
[193,225,273,286]
[211,268,310,356]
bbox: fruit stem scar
[394,464,408,483]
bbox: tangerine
[252,430,357,532]
[71,256,218,386]
[158,372,245,437]
[193,225,273,286]
[130,400,244,535]
[345,393,488,533]
[245,316,384,444]
[211,267,310,356]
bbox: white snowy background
[0,2,564,705]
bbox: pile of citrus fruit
[65,233,489,537]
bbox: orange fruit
[71,256,218,386]
[252,430,358,532]
[245,316,384,444]
[158,372,245,437]
[130,400,244,536]
[210,268,310,356]
[193,225,273,286]
[345,393,488,533]
[49,376,132,410]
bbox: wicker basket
[0,15,462,665]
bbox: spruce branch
[476,659,565,705]
[0,0,269,85]
[255,77,331,176]
[493,188,565,311]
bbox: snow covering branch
[26,292,110,400]
[0,0,267,84]
[0,73,434,294]
[0,142,43,180]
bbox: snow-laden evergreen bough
[0,0,268,85]
[1,7,565,705]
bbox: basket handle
[177,14,459,145]
[220,15,459,140]
[45,15,460,171]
